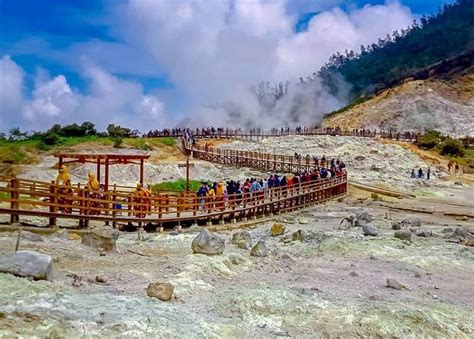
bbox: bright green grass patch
[58,135,114,147]
[151,178,202,193]
[0,139,38,164]
[123,137,177,150]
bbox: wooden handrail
[0,134,350,227]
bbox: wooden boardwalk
[0,137,348,229]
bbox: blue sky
[0,0,455,130]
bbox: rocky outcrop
[191,229,225,255]
[0,251,53,281]
[271,223,285,236]
[232,231,252,250]
[362,224,379,237]
[81,226,119,252]
[292,230,305,242]
[250,240,269,257]
[147,282,175,301]
[394,230,412,241]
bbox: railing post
[49,180,57,227]
[9,176,19,224]
[112,184,117,228]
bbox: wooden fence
[0,137,348,228]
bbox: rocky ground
[1,195,473,337]
[1,135,473,337]
[219,135,471,195]
[322,74,474,137]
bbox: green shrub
[113,136,123,148]
[416,130,442,149]
[439,137,465,157]
[41,132,61,146]
[151,178,201,192]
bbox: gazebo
[53,153,151,190]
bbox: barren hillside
[322,73,474,136]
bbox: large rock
[362,224,379,237]
[250,240,269,257]
[232,231,252,250]
[270,223,285,236]
[81,226,119,252]
[15,231,44,242]
[394,230,412,241]
[391,221,402,230]
[416,229,433,238]
[191,229,225,255]
[454,227,472,240]
[0,251,53,281]
[386,278,404,290]
[292,230,305,242]
[147,282,175,301]
[357,211,373,223]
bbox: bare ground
[1,136,473,337]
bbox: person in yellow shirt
[56,165,71,186]
[85,172,100,215]
[206,183,216,211]
[216,182,226,211]
[133,183,151,218]
[55,165,73,213]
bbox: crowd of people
[145,126,422,140]
[195,162,346,213]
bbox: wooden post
[179,157,195,192]
[49,180,57,227]
[139,159,144,185]
[105,157,110,191]
[9,176,19,224]
[112,184,117,228]
[96,158,101,183]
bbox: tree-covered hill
[318,0,474,101]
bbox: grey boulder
[0,250,53,281]
[82,226,120,252]
[394,230,412,241]
[191,229,225,255]
[362,224,379,237]
[250,239,269,257]
[232,231,252,250]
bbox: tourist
[206,183,216,210]
[55,165,73,213]
[455,163,460,174]
[85,172,101,216]
[447,160,453,172]
[197,182,208,213]
[418,168,423,179]
[216,182,226,211]
[427,168,431,180]
[411,169,416,178]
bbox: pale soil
[1,135,474,337]
[1,194,473,337]
[322,74,474,136]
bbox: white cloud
[23,74,78,121]
[0,55,24,129]
[121,0,414,126]
[0,57,169,132]
[1,1,416,130]
[276,2,413,80]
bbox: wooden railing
[0,137,348,228]
[0,174,347,227]
[185,139,331,174]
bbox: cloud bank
[0,0,414,132]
